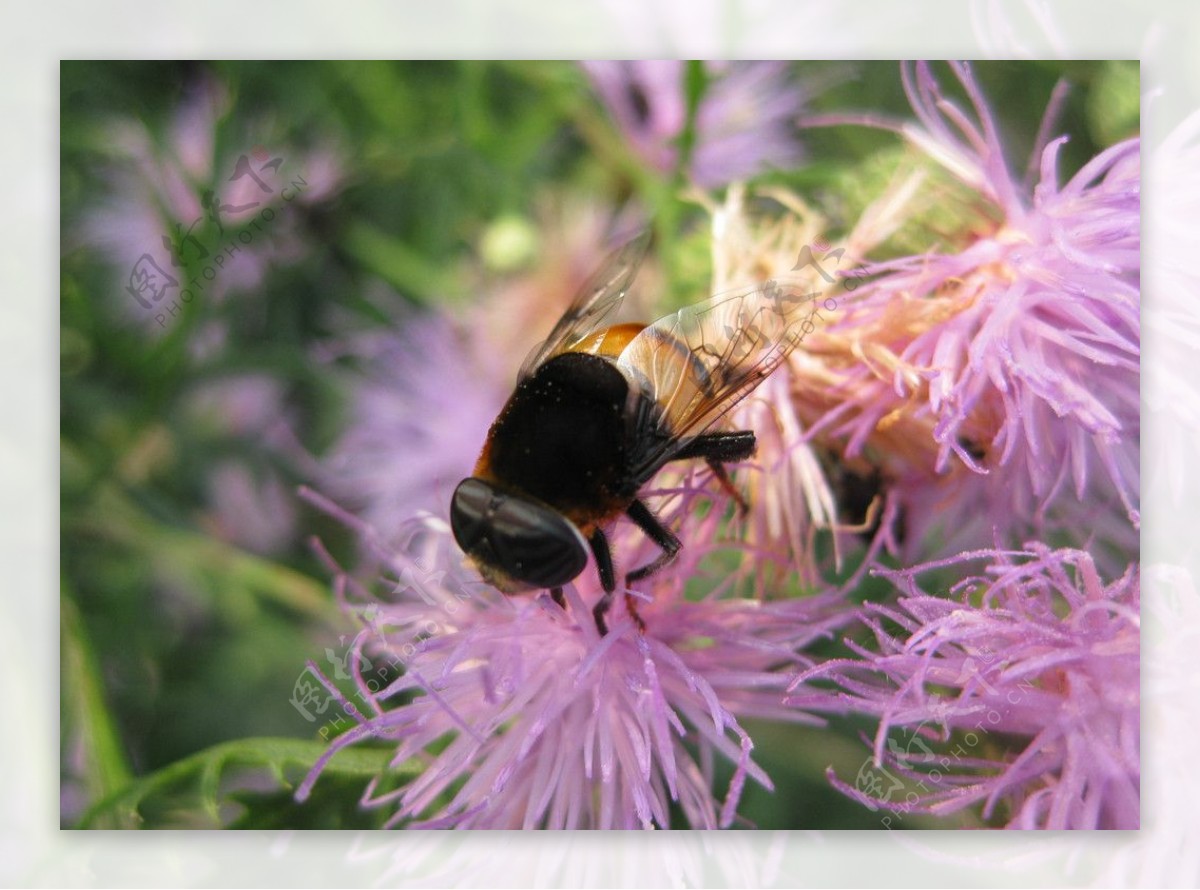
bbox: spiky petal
[789,544,1140,829]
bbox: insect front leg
[588,527,617,635]
[619,499,682,632]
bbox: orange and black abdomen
[475,351,638,527]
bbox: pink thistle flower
[794,61,1140,556]
[296,481,852,829]
[582,61,808,188]
[788,544,1140,829]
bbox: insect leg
[671,431,756,513]
[588,528,617,635]
[619,499,682,631]
[589,528,615,592]
[705,459,749,514]
[670,430,756,463]
[625,499,682,583]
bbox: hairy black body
[486,353,637,517]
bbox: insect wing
[517,230,651,381]
[617,278,818,479]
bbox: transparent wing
[517,229,651,381]
[617,277,821,480]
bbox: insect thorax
[485,352,634,516]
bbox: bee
[450,231,820,633]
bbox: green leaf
[72,482,337,627]
[342,222,460,304]
[61,589,134,827]
[674,60,709,181]
[1087,60,1140,146]
[77,736,412,829]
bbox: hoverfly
[450,231,819,633]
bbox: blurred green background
[60,60,1137,829]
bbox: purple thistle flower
[796,61,1140,556]
[788,544,1139,829]
[296,482,851,829]
[321,313,506,544]
[582,61,808,188]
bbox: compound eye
[450,478,495,551]
[491,497,589,588]
[450,478,588,590]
